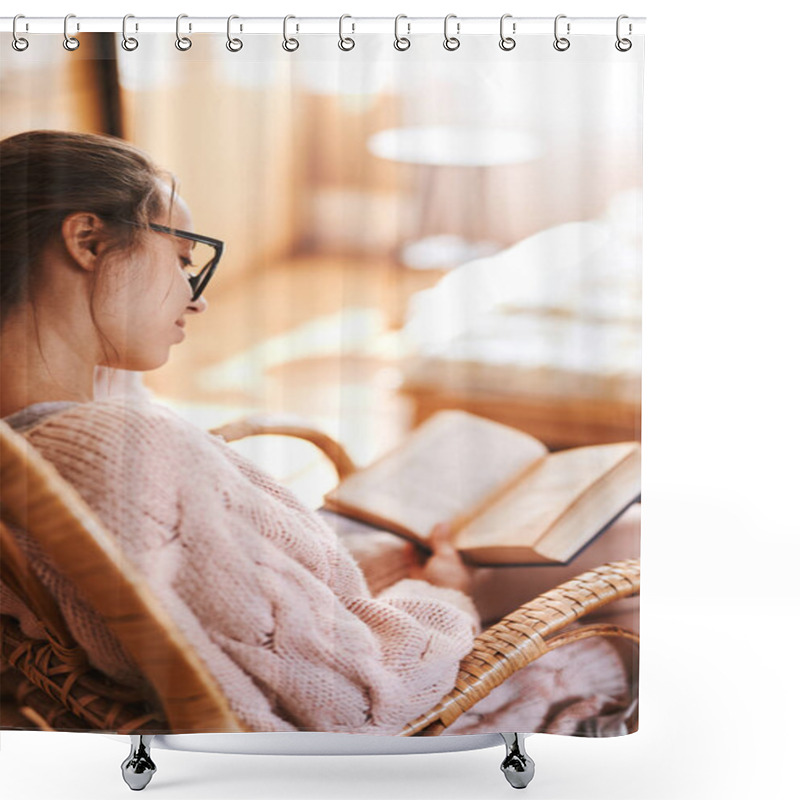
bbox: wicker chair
[0,413,640,788]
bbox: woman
[0,130,630,735]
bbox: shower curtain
[0,16,644,739]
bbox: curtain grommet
[121,14,138,51]
[443,13,460,51]
[282,15,299,52]
[338,14,355,51]
[553,14,571,51]
[175,13,192,51]
[499,14,516,51]
[615,15,633,51]
[12,14,29,51]
[63,13,79,51]
[226,15,243,52]
[394,15,411,51]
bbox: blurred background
[1,31,642,509]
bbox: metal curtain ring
[553,14,570,51]
[12,15,29,51]
[338,14,355,51]
[615,15,632,51]
[394,14,411,51]
[443,13,460,51]
[282,15,299,52]
[175,14,192,51]
[227,15,243,51]
[63,13,79,51]
[121,14,138,51]
[499,13,516,51]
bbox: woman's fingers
[429,521,456,552]
[411,522,475,594]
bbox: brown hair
[0,129,178,362]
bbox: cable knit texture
[1,395,631,735]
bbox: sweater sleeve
[377,578,481,634]
[20,398,482,735]
[206,431,482,732]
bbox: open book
[322,409,640,566]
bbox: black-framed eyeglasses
[117,219,225,302]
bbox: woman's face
[95,188,208,371]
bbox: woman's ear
[60,212,109,272]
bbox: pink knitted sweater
[1,396,631,736]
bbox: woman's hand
[409,521,475,595]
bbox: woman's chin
[115,352,171,372]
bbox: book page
[455,442,641,551]
[324,409,548,541]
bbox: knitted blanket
[1,396,630,735]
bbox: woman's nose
[188,295,208,313]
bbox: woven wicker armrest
[1,614,167,733]
[208,414,357,480]
[401,557,640,736]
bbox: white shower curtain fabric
[0,25,643,737]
